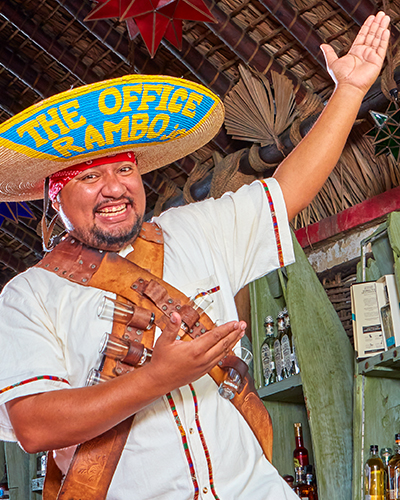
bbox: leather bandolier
[37,222,273,500]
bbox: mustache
[93,197,134,213]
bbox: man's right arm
[6,313,245,453]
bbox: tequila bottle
[381,447,392,499]
[278,311,291,379]
[274,313,284,382]
[293,467,306,497]
[388,435,400,500]
[293,422,309,469]
[298,466,318,500]
[283,307,300,375]
[365,445,385,500]
[261,316,276,386]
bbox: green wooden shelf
[358,348,400,378]
[257,373,303,404]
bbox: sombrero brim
[0,75,224,201]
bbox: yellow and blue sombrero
[0,74,224,201]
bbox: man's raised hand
[320,11,390,94]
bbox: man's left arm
[273,12,390,221]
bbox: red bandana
[48,152,136,201]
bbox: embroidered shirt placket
[170,384,218,499]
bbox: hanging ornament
[0,202,35,227]
[85,0,216,57]
[366,100,400,162]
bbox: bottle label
[261,344,272,381]
[274,339,283,380]
[281,334,291,373]
[294,458,300,468]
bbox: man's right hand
[6,312,246,454]
[149,312,246,392]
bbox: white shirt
[0,179,297,499]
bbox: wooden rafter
[0,46,53,99]
[204,0,309,103]
[1,1,100,85]
[0,246,27,274]
[162,37,235,99]
[0,219,43,259]
[335,0,400,42]
[258,0,327,69]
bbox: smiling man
[49,153,146,250]
[0,12,391,500]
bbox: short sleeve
[0,272,70,440]
[156,177,295,295]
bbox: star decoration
[0,202,35,227]
[366,101,400,162]
[85,0,216,57]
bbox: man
[0,12,390,500]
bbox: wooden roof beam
[257,0,327,70]
[1,1,101,85]
[162,38,235,99]
[0,246,26,274]
[0,46,54,99]
[0,219,43,259]
[335,0,400,42]
[204,0,308,103]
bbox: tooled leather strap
[43,223,164,500]
[41,227,272,499]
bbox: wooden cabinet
[249,232,354,500]
[353,351,400,500]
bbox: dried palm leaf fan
[224,65,298,150]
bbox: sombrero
[0,74,224,202]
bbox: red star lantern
[85,0,216,57]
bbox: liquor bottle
[282,475,295,490]
[388,435,400,500]
[261,316,276,386]
[365,445,385,500]
[283,307,300,375]
[381,447,392,499]
[298,476,315,499]
[299,465,318,500]
[273,313,284,382]
[277,311,290,379]
[293,422,309,469]
[293,467,306,497]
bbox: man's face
[52,160,146,251]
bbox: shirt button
[203,487,208,494]
[189,428,194,434]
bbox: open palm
[321,11,390,94]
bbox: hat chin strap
[41,177,66,252]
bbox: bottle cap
[395,433,400,441]
[264,316,274,325]
[277,311,285,319]
[370,445,379,453]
